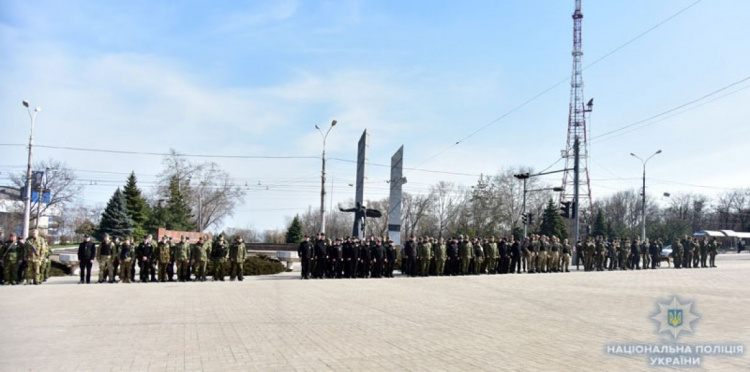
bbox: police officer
[228,236,246,281]
[211,235,228,281]
[78,234,96,284]
[328,238,343,278]
[446,237,459,276]
[404,235,418,277]
[384,237,396,278]
[370,238,385,278]
[298,235,313,279]
[510,238,522,274]
[649,239,659,270]
[313,233,328,279]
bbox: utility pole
[514,173,530,238]
[574,137,580,245]
[316,120,337,234]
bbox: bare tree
[401,192,431,239]
[155,150,247,231]
[9,159,83,229]
[428,181,458,239]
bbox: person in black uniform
[297,235,313,279]
[349,238,360,278]
[370,238,385,278]
[383,237,396,278]
[359,238,371,278]
[404,235,417,277]
[649,239,659,269]
[77,234,96,284]
[313,233,328,279]
[446,237,459,276]
[330,238,343,278]
[510,238,522,274]
[498,238,509,274]
[137,235,154,283]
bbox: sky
[1,0,749,232]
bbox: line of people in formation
[296,232,722,279]
[75,233,248,284]
[576,235,719,271]
[1,230,52,285]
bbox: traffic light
[528,214,534,225]
[560,201,571,219]
[521,213,528,225]
[571,201,577,219]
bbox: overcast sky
[1,0,749,232]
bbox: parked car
[660,245,673,258]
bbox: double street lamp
[22,100,41,240]
[316,120,337,234]
[630,150,662,243]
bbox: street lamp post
[630,150,662,243]
[316,120,337,234]
[22,100,41,239]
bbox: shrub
[50,260,72,276]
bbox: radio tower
[560,0,593,242]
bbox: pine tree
[164,175,195,231]
[286,215,303,243]
[123,172,151,238]
[592,208,606,238]
[97,188,134,240]
[539,199,568,240]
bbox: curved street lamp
[630,149,662,242]
[22,100,42,239]
[316,120,337,234]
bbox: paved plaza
[1,255,748,371]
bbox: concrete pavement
[1,255,748,371]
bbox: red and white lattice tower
[560,0,593,220]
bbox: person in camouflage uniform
[190,236,208,281]
[561,238,571,273]
[118,237,134,283]
[433,238,447,276]
[417,237,432,277]
[548,236,561,273]
[155,235,171,282]
[708,237,718,268]
[458,235,472,275]
[472,238,484,275]
[228,236,246,281]
[537,235,548,273]
[485,237,498,274]
[24,230,45,285]
[641,238,650,270]
[672,238,683,269]
[173,236,190,282]
[2,233,22,285]
[619,238,630,270]
[97,233,116,283]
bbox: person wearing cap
[136,235,155,282]
[97,233,116,283]
[155,235,171,282]
[383,237,396,278]
[24,229,47,285]
[78,234,96,284]
[313,233,328,279]
[118,237,134,283]
[297,235,313,279]
[403,235,417,277]
[228,236,246,281]
[190,236,208,281]
[173,236,190,282]
[2,233,22,285]
[328,238,343,279]
[211,235,228,281]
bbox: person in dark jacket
[297,236,313,279]
[313,233,328,279]
[77,235,96,284]
[384,237,396,278]
[370,238,385,278]
[404,235,418,277]
[136,235,154,283]
[446,237,459,276]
